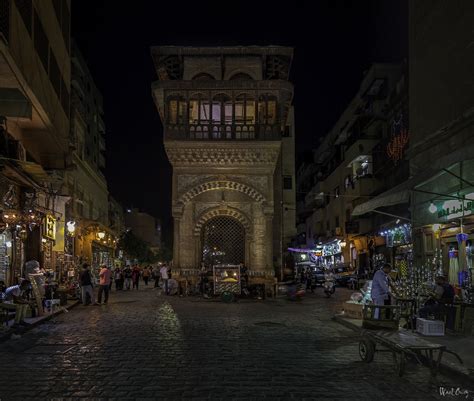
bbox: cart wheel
[221,291,234,303]
[359,338,375,363]
[392,352,406,377]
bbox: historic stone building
[151,46,295,283]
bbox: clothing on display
[448,248,459,286]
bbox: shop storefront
[321,239,345,268]
[411,160,474,303]
[377,223,413,278]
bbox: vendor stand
[213,264,241,302]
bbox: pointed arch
[193,207,252,237]
[179,180,266,204]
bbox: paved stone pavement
[0,287,473,401]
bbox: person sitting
[1,279,33,328]
[418,276,454,320]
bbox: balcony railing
[164,123,281,141]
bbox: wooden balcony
[164,123,281,141]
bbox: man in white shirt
[159,264,169,295]
[2,280,32,327]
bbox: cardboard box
[343,301,364,319]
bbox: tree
[118,230,155,263]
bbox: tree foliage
[118,230,156,263]
[118,230,173,264]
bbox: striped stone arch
[180,180,266,204]
[193,207,252,236]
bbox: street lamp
[67,221,76,235]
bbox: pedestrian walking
[160,263,170,295]
[114,267,123,290]
[97,265,111,304]
[153,265,160,288]
[79,263,97,305]
[142,266,150,286]
[123,265,132,290]
[132,265,140,290]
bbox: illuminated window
[235,94,255,125]
[258,94,277,125]
[168,97,186,125]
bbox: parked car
[333,265,357,287]
[295,262,325,286]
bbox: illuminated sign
[437,193,474,220]
[43,215,56,240]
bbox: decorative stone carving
[179,180,266,204]
[165,145,280,167]
[177,175,214,194]
[193,207,252,236]
[194,202,253,222]
[228,175,268,195]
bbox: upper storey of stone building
[151,46,294,141]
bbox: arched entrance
[201,216,245,266]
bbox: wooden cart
[213,264,241,303]
[358,305,463,376]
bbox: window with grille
[201,217,245,266]
[34,10,48,71]
[283,175,292,190]
[15,0,32,36]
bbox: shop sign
[437,193,474,220]
[323,242,341,256]
[43,215,56,240]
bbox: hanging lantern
[66,221,76,236]
[2,210,21,225]
[456,233,468,243]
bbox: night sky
[71,1,408,245]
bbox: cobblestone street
[0,287,472,400]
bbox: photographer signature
[439,387,473,400]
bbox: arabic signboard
[437,193,474,220]
[43,214,56,240]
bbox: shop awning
[352,168,440,217]
[0,157,50,188]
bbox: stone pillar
[173,217,180,269]
[265,214,273,271]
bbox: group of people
[79,263,112,305]
[111,264,170,292]
[79,263,172,305]
[371,263,455,320]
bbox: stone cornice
[165,141,281,168]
